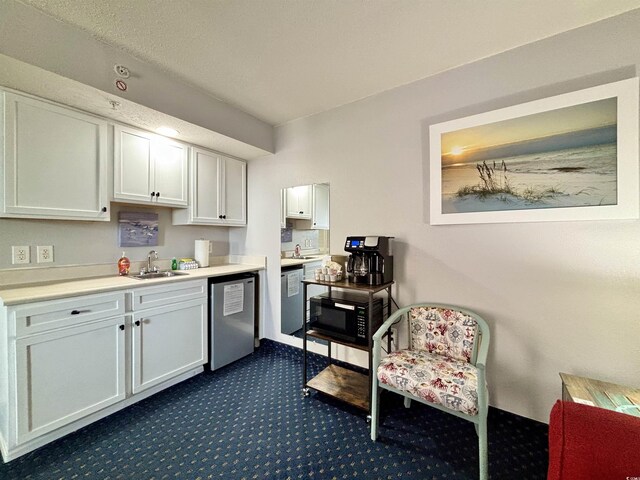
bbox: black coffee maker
[344,236,394,285]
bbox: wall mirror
[279,183,330,342]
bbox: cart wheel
[366,415,372,423]
[302,387,310,397]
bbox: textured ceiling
[15,0,640,126]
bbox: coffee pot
[344,236,394,285]
[352,254,369,280]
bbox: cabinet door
[151,139,188,206]
[113,125,153,203]
[1,91,109,221]
[221,155,247,225]
[312,183,330,229]
[191,147,222,223]
[114,125,188,206]
[172,148,246,226]
[286,185,312,219]
[131,299,207,394]
[15,317,126,443]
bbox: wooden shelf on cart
[306,364,369,411]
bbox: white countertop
[280,256,324,268]
[0,263,264,306]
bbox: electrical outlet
[12,246,30,264]
[37,245,54,263]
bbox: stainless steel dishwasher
[209,273,256,370]
[281,265,303,335]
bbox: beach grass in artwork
[119,212,159,247]
[441,98,617,214]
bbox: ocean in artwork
[439,97,618,214]
[118,212,159,247]
[442,143,617,213]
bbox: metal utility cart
[301,278,393,418]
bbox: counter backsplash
[0,255,266,288]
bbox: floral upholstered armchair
[370,303,490,480]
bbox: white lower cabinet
[132,299,207,394]
[15,317,126,444]
[0,279,207,462]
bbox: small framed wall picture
[118,211,159,247]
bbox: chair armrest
[372,306,410,344]
[371,307,409,375]
[475,327,490,367]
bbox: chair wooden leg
[403,396,411,409]
[478,417,488,480]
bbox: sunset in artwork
[439,97,617,214]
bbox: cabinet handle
[222,214,226,219]
[299,211,303,214]
[156,192,160,198]
[150,192,156,197]
[101,207,107,213]
[135,320,141,326]
[119,325,125,331]
[219,215,223,219]
[70,309,91,315]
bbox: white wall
[0,203,230,270]
[233,10,640,422]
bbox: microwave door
[312,301,357,343]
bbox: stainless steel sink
[130,271,189,280]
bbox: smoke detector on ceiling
[114,65,130,78]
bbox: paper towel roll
[194,239,210,267]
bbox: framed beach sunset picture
[429,78,639,225]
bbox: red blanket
[548,400,640,479]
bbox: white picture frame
[429,78,639,225]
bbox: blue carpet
[0,340,548,479]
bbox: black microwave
[309,292,383,345]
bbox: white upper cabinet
[286,185,313,219]
[113,125,188,207]
[311,183,330,229]
[284,183,329,229]
[222,154,247,225]
[172,146,247,226]
[0,90,109,221]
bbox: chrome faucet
[147,250,159,273]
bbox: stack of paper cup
[194,239,210,267]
